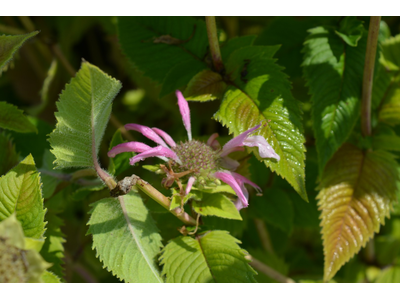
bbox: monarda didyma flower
[108,90,280,210]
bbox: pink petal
[125,124,168,148]
[231,172,262,195]
[152,127,177,148]
[207,133,220,150]
[213,171,249,208]
[220,124,261,157]
[108,142,151,158]
[129,146,181,165]
[243,136,280,161]
[185,176,196,195]
[220,156,240,171]
[176,90,192,141]
[234,199,246,211]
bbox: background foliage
[1,16,400,283]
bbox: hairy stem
[361,16,381,137]
[246,255,295,283]
[205,16,224,72]
[254,219,275,254]
[134,177,196,226]
[51,44,77,77]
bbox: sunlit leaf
[215,46,307,201]
[303,24,367,174]
[49,61,122,169]
[160,230,256,282]
[317,144,399,281]
[0,154,46,239]
[88,191,163,283]
[192,193,242,220]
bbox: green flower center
[170,140,220,177]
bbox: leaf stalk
[361,16,381,136]
[205,16,224,73]
[247,255,295,283]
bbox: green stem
[361,16,381,137]
[135,178,196,226]
[254,219,275,254]
[205,16,224,72]
[247,255,295,283]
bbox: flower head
[108,90,280,210]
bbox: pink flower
[108,90,280,210]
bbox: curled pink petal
[207,133,220,150]
[108,142,151,158]
[220,156,240,171]
[176,90,192,141]
[152,127,177,148]
[125,124,168,148]
[129,145,181,165]
[185,176,196,195]
[243,136,280,161]
[220,124,261,157]
[234,198,246,211]
[213,171,249,208]
[231,172,262,195]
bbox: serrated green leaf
[192,184,236,195]
[160,230,256,282]
[184,69,227,101]
[303,25,366,174]
[192,193,242,220]
[0,154,46,239]
[49,61,122,169]
[108,129,132,176]
[118,16,208,84]
[0,132,18,176]
[40,214,65,279]
[160,59,207,97]
[250,188,294,234]
[215,46,307,201]
[41,271,61,283]
[0,214,51,283]
[87,191,163,283]
[0,31,39,71]
[255,17,320,78]
[371,60,392,110]
[221,35,256,62]
[0,102,37,133]
[317,144,399,282]
[334,17,364,47]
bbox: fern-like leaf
[303,24,367,174]
[87,191,163,283]
[317,144,399,281]
[160,230,256,282]
[49,61,122,169]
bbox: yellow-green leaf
[0,154,46,239]
[192,193,242,220]
[317,144,399,282]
